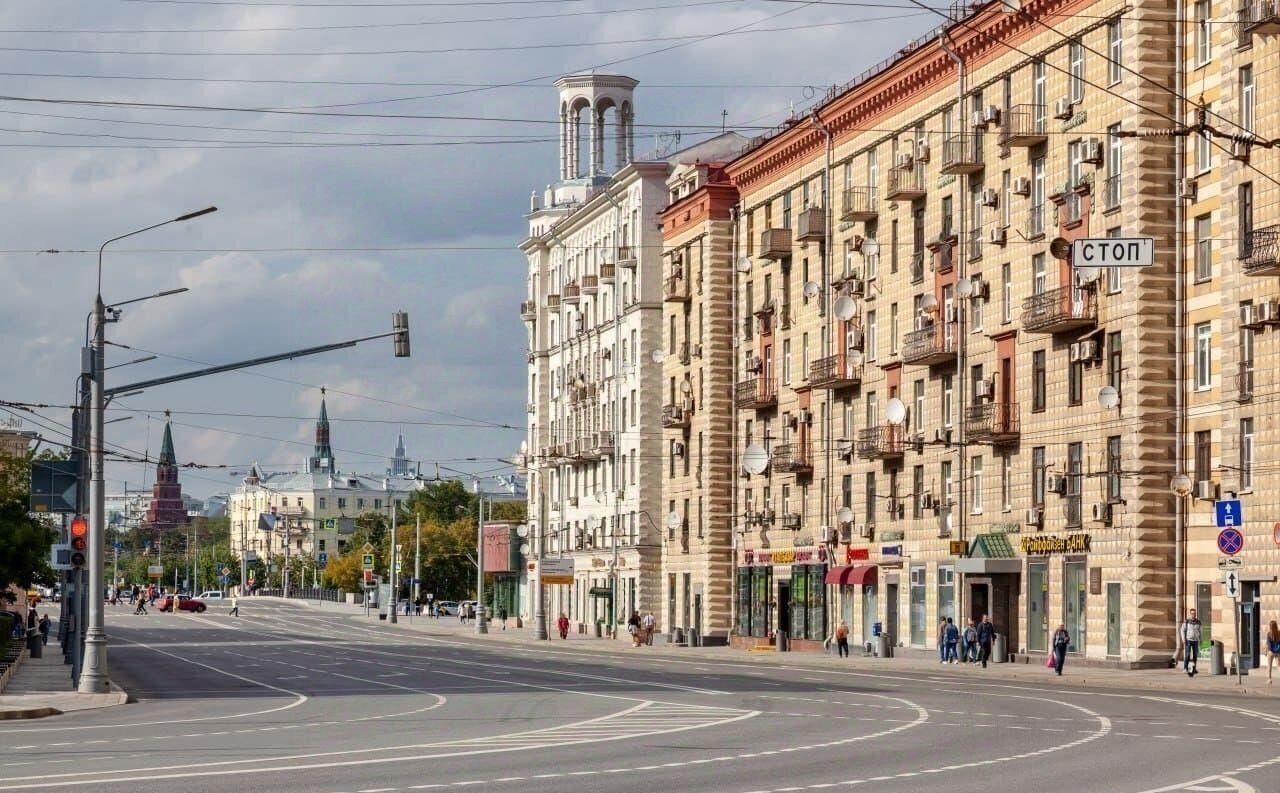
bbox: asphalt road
[3,601,1277,793]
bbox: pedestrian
[977,613,995,668]
[962,619,978,663]
[835,620,850,658]
[498,606,508,630]
[627,610,642,647]
[459,604,468,625]
[641,611,656,645]
[557,612,570,640]
[943,617,960,664]
[134,597,147,615]
[229,596,239,617]
[1265,620,1279,684]
[1179,608,1202,677]
[38,614,50,646]
[1051,623,1071,675]
[466,603,476,623]
[937,618,949,663]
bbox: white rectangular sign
[1217,557,1243,569]
[1071,237,1154,268]
[538,557,575,584]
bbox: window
[942,375,954,427]
[781,192,791,228]
[1240,65,1255,133]
[1194,322,1212,390]
[1001,454,1012,511]
[971,456,984,514]
[1001,263,1012,322]
[1032,253,1046,295]
[941,195,954,239]
[1066,442,1083,527]
[1106,125,1122,211]
[942,460,954,506]
[866,310,877,362]
[1069,39,1085,101]
[802,333,809,380]
[1031,156,1046,236]
[913,379,925,433]
[841,474,852,510]
[1001,169,1012,228]
[1240,182,1254,258]
[1107,436,1122,502]
[1033,60,1047,123]
[890,303,899,355]
[357,498,365,510]
[937,565,955,623]
[1107,330,1123,401]
[1106,227,1123,293]
[1032,446,1046,507]
[318,497,326,510]
[1032,350,1047,412]
[1240,418,1254,490]
[1196,103,1213,173]
[865,472,877,523]
[890,219,899,273]
[1194,430,1212,483]
[1194,214,1212,281]
[1068,357,1083,406]
[337,497,347,510]
[970,277,984,331]
[783,339,792,385]
[912,465,925,519]
[909,565,927,646]
[1195,0,1210,66]
[1107,18,1123,84]
[1068,139,1083,189]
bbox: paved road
[3,601,1277,793]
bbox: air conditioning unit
[917,142,931,162]
[838,440,854,459]
[1082,138,1104,165]
[849,327,865,350]
[1179,177,1197,201]
[799,409,813,424]
[988,226,1007,246]
[1047,473,1066,495]
[981,187,999,207]
[859,523,875,539]
[1069,342,1082,362]
[783,513,802,529]
[1090,502,1111,523]
[1079,339,1100,361]
[1024,507,1043,526]
[971,109,988,129]
[933,428,951,445]
[526,402,536,414]
[1054,96,1074,120]
[672,441,686,457]
[887,499,904,519]
[848,277,865,296]
[983,105,1002,124]
[1012,176,1031,196]
[1240,304,1261,329]
[1195,480,1218,501]
[895,151,914,169]
[747,356,763,373]
[1230,139,1250,163]
[839,523,853,543]
[818,524,831,542]
[975,378,994,400]
[971,277,991,299]
[568,496,579,507]
[1261,300,1280,324]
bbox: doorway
[969,579,991,625]
[862,585,878,645]
[777,581,791,638]
[1240,582,1261,670]
[1106,582,1121,657]
[885,581,899,645]
[1028,562,1048,652]
[1063,559,1087,653]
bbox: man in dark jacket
[977,614,996,668]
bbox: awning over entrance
[825,565,877,586]
[956,532,1022,574]
[588,586,613,598]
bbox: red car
[156,595,206,613]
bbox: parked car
[435,600,459,616]
[197,591,225,601]
[156,595,207,613]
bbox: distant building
[390,431,411,477]
[143,419,191,539]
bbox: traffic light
[393,311,411,358]
[70,552,86,568]
[70,515,88,553]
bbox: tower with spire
[145,413,191,534]
[390,429,410,477]
[306,389,334,473]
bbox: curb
[0,706,63,720]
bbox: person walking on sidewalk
[627,610,642,647]
[1179,608,1202,677]
[133,597,147,615]
[229,596,239,617]
[835,620,850,658]
[1265,620,1279,683]
[977,614,995,668]
[641,611,656,645]
[962,619,978,663]
[937,618,948,663]
[498,606,508,630]
[38,614,50,645]
[557,612,570,640]
[943,617,960,664]
[1051,623,1071,676]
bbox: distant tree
[404,480,475,525]
[0,451,58,597]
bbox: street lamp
[81,206,217,694]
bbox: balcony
[885,169,927,201]
[771,442,813,475]
[964,402,1021,445]
[901,321,958,366]
[617,245,637,268]
[1000,104,1048,148]
[759,227,793,260]
[809,353,863,390]
[1241,225,1280,275]
[1103,174,1121,211]
[600,262,616,283]
[941,133,984,174]
[856,425,905,460]
[796,207,826,242]
[520,300,537,321]
[1021,285,1098,333]
[664,272,690,302]
[910,251,925,283]
[593,430,615,456]
[562,282,581,304]
[736,378,777,410]
[662,403,691,429]
[841,187,878,222]
[545,293,561,310]
[576,436,601,462]
[1027,204,1046,238]
[581,274,599,294]
[754,302,776,335]
[1240,0,1280,33]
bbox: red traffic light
[71,536,87,552]
[70,515,88,538]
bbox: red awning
[825,565,877,586]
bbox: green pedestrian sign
[362,554,375,570]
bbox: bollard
[27,630,42,659]
[877,633,891,658]
[993,633,1008,663]
[775,629,788,652]
[1210,641,1226,675]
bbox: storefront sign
[744,546,828,566]
[1020,533,1092,555]
[880,545,902,557]
[482,523,515,573]
[949,540,968,556]
[846,548,870,563]
[1089,566,1102,595]
[591,557,608,568]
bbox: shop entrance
[777,581,791,639]
[1240,581,1261,670]
[885,581,899,646]
[969,574,1020,656]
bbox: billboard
[482,523,516,573]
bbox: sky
[0,0,940,499]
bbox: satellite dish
[742,444,770,475]
[834,296,856,321]
[1049,236,1072,259]
[885,397,907,426]
[651,349,667,364]
[836,506,854,524]
[1097,385,1120,409]
[1077,266,1101,285]
[680,378,692,394]
[1169,473,1193,498]
[516,524,529,538]
[736,256,752,273]
[955,278,974,299]
[921,293,939,313]
[861,238,880,258]
[666,511,682,529]
[520,543,531,555]
[803,281,821,299]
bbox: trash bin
[671,627,684,645]
[876,633,891,658]
[594,621,603,638]
[688,628,700,647]
[776,629,788,652]
[993,633,1008,663]
[1209,641,1225,675]
[27,631,42,659]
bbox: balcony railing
[581,274,599,294]
[1239,0,1280,33]
[1238,361,1254,401]
[600,262,616,282]
[575,436,601,462]
[902,321,958,366]
[841,187,878,222]
[563,282,581,304]
[1103,174,1121,210]
[1028,204,1045,238]
[1000,104,1048,147]
[593,430,615,456]
[796,207,825,242]
[545,293,561,310]
[771,442,813,474]
[759,228,793,260]
[1020,285,1098,333]
[617,245,637,267]
[1241,225,1280,275]
[520,300,537,321]
[736,378,777,410]
[941,133,984,174]
[662,403,691,429]
[855,425,905,460]
[664,273,690,302]
[809,353,863,390]
[964,402,1021,444]
[910,251,925,283]
[885,169,927,201]
[754,303,775,335]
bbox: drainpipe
[1173,0,1186,637]
[730,206,741,638]
[810,111,834,635]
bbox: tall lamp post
[81,206,217,694]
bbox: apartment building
[519,72,744,635]
[657,163,739,644]
[723,0,1187,665]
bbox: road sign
[361,554,375,569]
[317,552,328,565]
[1224,569,1242,599]
[362,569,374,583]
[1218,557,1244,569]
[29,460,80,513]
[1217,527,1245,556]
[362,542,374,553]
[1214,499,1243,528]
[538,557,574,585]
[1070,236,1154,268]
[221,566,231,576]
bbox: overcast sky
[0,0,938,499]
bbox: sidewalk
[0,636,129,720]
[278,597,1280,701]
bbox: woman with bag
[627,610,642,647]
[1266,620,1280,683]
[1050,624,1071,676]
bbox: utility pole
[413,514,421,608]
[282,512,291,597]
[389,501,398,624]
[475,493,487,635]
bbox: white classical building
[519,72,744,634]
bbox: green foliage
[0,451,57,590]
[403,480,474,525]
